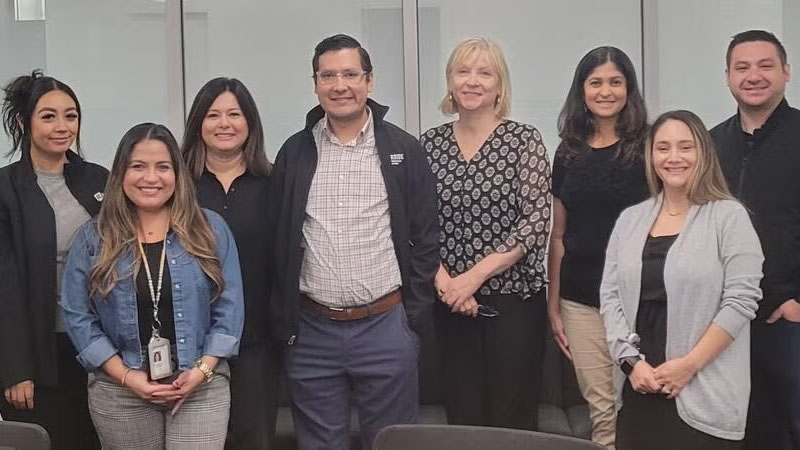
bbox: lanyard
[137,238,167,338]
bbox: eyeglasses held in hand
[315,70,370,86]
[477,304,499,318]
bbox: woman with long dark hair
[182,78,277,449]
[0,70,106,449]
[61,123,244,449]
[546,47,649,449]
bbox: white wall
[183,0,405,161]
[652,0,798,128]
[0,0,46,159]
[44,0,171,168]
[1,1,798,167]
[418,0,643,157]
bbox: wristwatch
[194,359,215,383]
[620,356,642,376]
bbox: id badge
[148,336,173,380]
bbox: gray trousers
[286,302,419,450]
[87,361,231,450]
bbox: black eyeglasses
[477,304,499,318]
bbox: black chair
[372,424,602,450]
[0,421,50,450]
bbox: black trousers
[437,291,547,430]
[0,333,99,450]
[224,341,282,450]
[745,320,800,450]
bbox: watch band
[194,359,214,383]
[620,356,641,376]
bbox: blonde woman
[420,37,551,429]
[600,110,763,449]
[61,123,244,449]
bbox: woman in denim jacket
[61,123,244,449]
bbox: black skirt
[617,234,742,449]
[617,383,742,450]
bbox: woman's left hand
[440,271,483,313]
[653,357,698,399]
[151,368,207,414]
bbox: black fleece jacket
[267,99,439,346]
[711,99,800,321]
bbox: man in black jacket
[710,29,800,449]
[268,34,439,450]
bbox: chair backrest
[373,424,603,450]
[0,421,51,450]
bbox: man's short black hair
[312,34,373,78]
[726,29,788,68]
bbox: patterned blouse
[420,120,551,299]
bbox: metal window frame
[641,0,659,120]
[165,0,185,138]
[402,0,421,137]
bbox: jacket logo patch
[390,153,404,165]
[94,192,104,202]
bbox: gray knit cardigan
[600,194,763,440]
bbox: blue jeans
[286,302,419,450]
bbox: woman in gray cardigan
[600,110,763,449]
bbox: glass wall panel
[183,0,405,160]
[0,0,168,166]
[418,0,643,156]
[651,0,799,127]
[1,0,173,168]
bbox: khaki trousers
[560,299,616,450]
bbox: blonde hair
[439,37,512,118]
[90,123,224,301]
[644,110,734,204]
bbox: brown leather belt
[299,289,402,321]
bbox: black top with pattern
[552,142,648,307]
[421,120,551,298]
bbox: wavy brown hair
[90,123,224,300]
[645,110,733,204]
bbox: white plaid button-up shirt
[299,109,402,308]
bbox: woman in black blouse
[420,37,551,430]
[546,46,649,449]
[181,77,276,450]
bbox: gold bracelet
[120,368,132,387]
[194,359,214,383]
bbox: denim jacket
[60,209,244,372]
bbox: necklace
[664,205,690,217]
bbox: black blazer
[0,151,108,389]
[268,99,440,346]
